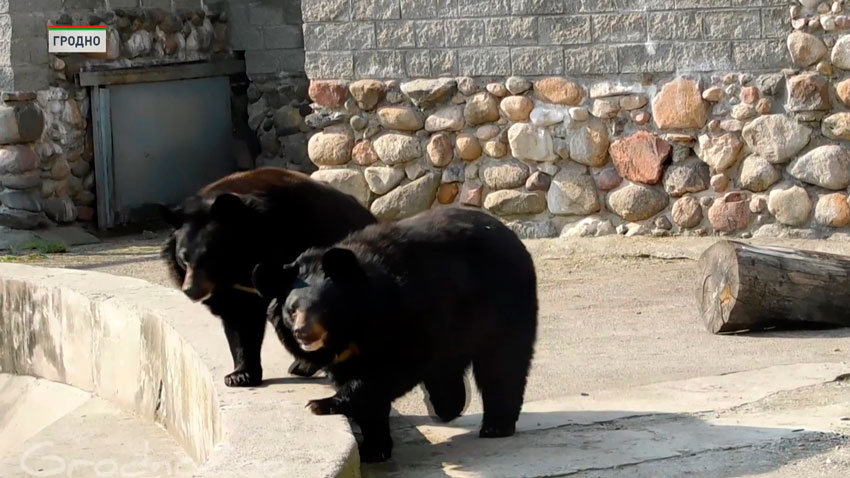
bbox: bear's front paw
[307,397,340,415]
[359,440,392,463]
[224,370,262,387]
[289,358,322,378]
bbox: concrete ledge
[0,264,360,478]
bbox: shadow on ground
[361,410,845,478]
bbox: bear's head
[162,193,262,302]
[253,248,367,353]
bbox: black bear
[161,167,376,387]
[253,207,538,462]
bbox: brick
[458,0,509,17]
[511,47,563,76]
[302,0,350,22]
[248,2,285,26]
[9,13,46,39]
[762,7,789,39]
[401,0,457,19]
[733,39,790,69]
[458,48,511,76]
[264,25,302,49]
[376,21,415,48]
[416,20,445,48]
[564,45,618,74]
[573,0,674,12]
[648,12,701,41]
[10,64,48,92]
[305,51,354,79]
[141,0,170,7]
[511,0,565,14]
[303,22,375,51]
[355,50,405,78]
[0,67,12,92]
[731,0,786,4]
[279,49,306,74]
[353,0,400,20]
[703,10,760,39]
[431,49,457,76]
[592,13,646,43]
[10,0,61,11]
[677,41,733,72]
[446,19,485,47]
[230,24,264,50]
[63,0,103,8]
[406,50,430,77]
[539,16,591,45]
[486,17,537,46]
[618,43,675,73]
[228,3,250,27]
[246,49,280,74]
[676,0,729,7]
[282,1,304,24]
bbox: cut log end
[697,240,740,334]
[697,240,850,335]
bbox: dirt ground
[15,231,850,476]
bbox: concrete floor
[14,232,850,477]
[0,375,194,478]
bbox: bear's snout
[182,266,215,302]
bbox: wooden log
[697,240,850,334]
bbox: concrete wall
[0,263,360,478]
[300,0,790,80]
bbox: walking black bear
[253,207,538,461]
[162,167,376,387]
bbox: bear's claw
[307,397,339,415]
[224,370,261,387]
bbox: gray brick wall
[229,0,305,78]
[301,0,794,79]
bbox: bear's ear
[252,263,298,299]
[159,204,183,228]
[321,248,363,284]
[209,193,247,220]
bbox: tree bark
[697,240,850,334]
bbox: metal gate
[85,61,244,228]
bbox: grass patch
[14,239,68,254]
[0,253,48,263]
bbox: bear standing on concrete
[253,207,538,462]
[161,167,376,387]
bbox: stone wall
[0,1,233,228]
[230,0,314,173]
[301,1,850,239]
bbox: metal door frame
[85,60,245,229]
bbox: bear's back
[341,207,537,323]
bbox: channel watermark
[48,26,107,54]
[18,440,195,478]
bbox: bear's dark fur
[253,207,538,462]
[161,167,376,387]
